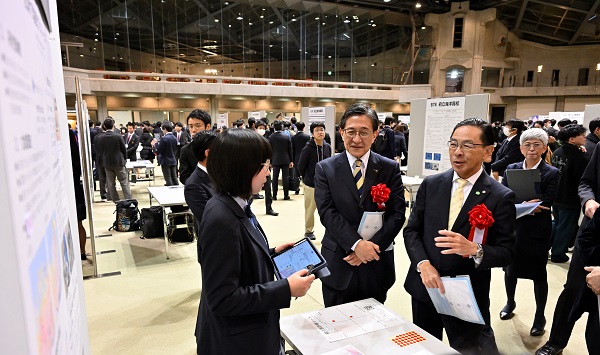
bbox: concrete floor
[81,169,589,355]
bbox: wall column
[97,96,108,120]
[209,96,219,124]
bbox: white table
[280,298,458,355]
[126,160,155,185]
[402,176,424,210]
[147,186,188,259]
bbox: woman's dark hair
[506,119,526,135]
[339,103,379,131]
[451,118,495,146]
[557,124,586,142]
[208,129,272,200]
[191,131,217,162]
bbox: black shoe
[550,256,569,263]
[295,190,300,195]
[304,232,316,240]
[530,316,546,336]
[266,209,279,216]
[535,343,563,355]
[272,196,277,201]
[81,253,87,261]
[252,193,264,199]
[499,302,516,320]
[283,196,291,200]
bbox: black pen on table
[295,264,314,300]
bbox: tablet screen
[272,239,323,279]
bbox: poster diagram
[302,299,405,342]
[422,97,466,177]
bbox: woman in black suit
[139,126,155,163]
[195,129,315,355]
[499,128,560,337]
[492,119,526,180]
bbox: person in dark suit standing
[152,121,179,186]
[179,110,211,185]
[584,118,600,159]
[491,119,525,180]
[257,121,278,216]
[174,122,190,160]
[315,103,406,307]
[184,131,216,236]
[498,128,559,337]
[195,129,315,355]
[536,140,600,355]
[268,120,293,200]
[291,121,310,195]
[95,118,132,202]
[124,122,140,183]
[404,118,516,354]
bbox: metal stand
[75,76,121,279]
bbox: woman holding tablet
[195,129,315,355]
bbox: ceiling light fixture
[415,2,422,8]
[237,14,243,20]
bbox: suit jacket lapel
[437,170,454,228]
[452,172,493,231]
[359,154,382,208]
[336,154,360,202]
[218,194,271,257]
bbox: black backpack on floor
[140,206,164,239]
[167,205,195,243]
[110,199,140,232]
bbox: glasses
[189,123,206,130]
[447,141,485,150]
[343,129,372,138]
[523,142,544,150]
[313,128,325,133]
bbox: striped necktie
[353,159,364,196]
[448,178,468,229]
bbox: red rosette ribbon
[467,203,494,246]
[371,183,391,211]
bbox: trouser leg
[104,167,120,202]
[304,186,315,233]
[282,166,289,197]
[115,167,132,199]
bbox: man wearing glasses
[404,118,516,354]
[179,109,211,185]
[314,103,406,307]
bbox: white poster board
[0,0,90,353]
[549,111,584,123]
[377,112,393,122]
[248,110,266,120]
[407,94,489,178]
[218,113,228,129]
[584,105,600,132]
[422,98,466,176]
[302,106,336,148]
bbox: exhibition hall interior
[2,0,600,354]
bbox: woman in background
[194,129,315,355]
[499,128,559,337]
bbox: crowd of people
[76,109,600,355]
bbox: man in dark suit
[124,122,140,183]
[257,121,278,216]
[491,119,525,180]
[315,103,406,307]
[152,121,179,186]
[536,141,600,355]
[291,121,310,195]
[174,122,190,160]
[179,109,211,185]
[404,118,516,354]
[268,120,293,200]
[95,118,132,202]
[184,131,216,236]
